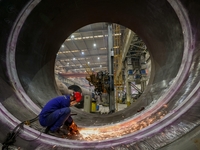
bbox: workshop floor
[98,103,127,114]
[0,103,128,149]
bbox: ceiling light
[80,65,82,68]
[67,34,104,41]
[62,45,64,48]
[93,43,96,47]
[98,57,100,60]
[88,62,90,64]
[73,58,75,60]
[100,65,102,67]
[82,52,84,55]
[114,33,121,36]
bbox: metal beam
[59,72,88,77]
[107,23,115,113]
[115,29,135,78]
[56,53,107,61]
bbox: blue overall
[39,95,73,132]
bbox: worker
[39,91,82,135]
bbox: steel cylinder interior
[0,0,200,149]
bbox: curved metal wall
[0,0,200,149]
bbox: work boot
[59,126,69,135]
[44,126,50,134]
[48,129,61,136]
[48,128,69,137]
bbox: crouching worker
[39,92,82,135]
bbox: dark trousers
[39,107,72,132]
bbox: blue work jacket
[39,95,71,118]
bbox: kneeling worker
[39,92,82,135]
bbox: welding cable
[2,116,40,149]
[19,114,77,141]
[18,115,43,141]
[18,131,42,142]
[2,122,24,150]
[23,115,39,126]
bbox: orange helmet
[73,92,82,102]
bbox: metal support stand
[126,81,131,106]
[107,23,115,113]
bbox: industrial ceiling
[55,22,126,88]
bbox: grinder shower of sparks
[69,105,168,141]
[68,121,79,134]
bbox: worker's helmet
[73,92,82,102]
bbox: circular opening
[55,22,151,114]
[3,0,191,148]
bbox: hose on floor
[2,116,39,150]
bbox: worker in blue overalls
[39,92,82,134]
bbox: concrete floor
[81,103,127,114]
[98,103,127,114]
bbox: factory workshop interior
[1,0,200,149]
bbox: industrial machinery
[86,70,110,95]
